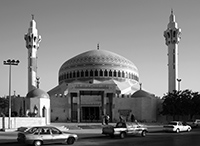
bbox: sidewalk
[1,122,163,133]
[50,122,163,133]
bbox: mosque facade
[48,48,159,123]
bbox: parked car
[186,119,200,128]
[17,126,78,146]
[102,121,148,139]
[163,121,192,133]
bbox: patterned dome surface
[60,49,138,72]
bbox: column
[77,92,80,123]
[111,94,115,122]
[103,92,106,115]
[68,95,71,120]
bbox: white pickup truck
[102,122,148,139]
[186,119,200,128]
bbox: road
[0,128,200,146]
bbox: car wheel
[120,132,126,139]
[141,130,147,137]
[33,140,42,146]
[187,128,191,132]
[176,128,180,133]
[67,137,75,145]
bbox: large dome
[59,49,139,84]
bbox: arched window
[34,36,36,42]
[104,70,108,76]
[170,29,173,38]
[133,75,139,81]
[85,70,89,77]
[95,70,98,76]
[167,32,170,38]
[69,72,72,78]
[113,70,117,77]
[73,71,76,78]
[109,70,112,77]
[122,71,125,78]
[81,70,84,77]
[118,71,121,77]
[77,71,80,78]
[100,69,103,76]
[28,36,31,42]
[173,31,176,37]
[90,70,93,77]
[66,73,69,79]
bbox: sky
[0,0,200,98]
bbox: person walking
[131,114,135,122]
[105,115,110,125]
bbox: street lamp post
[3,59,20,129]
[177,78,182,91]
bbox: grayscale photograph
[0,0,200,146]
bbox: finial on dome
[139,83,142,90]
[36,77,40,88]
[30,14,36,28]
[97,43,99,50]
[169,9,175,22]
[31,14,34,20]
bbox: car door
[39,127,53,144]
[126,123,134,135]
[131,123,139,135]
[51,127,66,143]
[179,122,187,131]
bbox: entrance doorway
[81,107,100,122]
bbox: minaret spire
[24,15,42,92]
[164,10,181,93]
[31,14,34,20]
[169,8,175,22]
[171,8,173,15]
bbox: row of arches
[59,69,139,83]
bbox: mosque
[48,48,159,123]
[10,10,181,123]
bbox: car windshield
[116,122,126,128]
[25,127,39,134]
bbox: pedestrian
[131,114,135,122]
[119,115,123,122]
[105,115,110,125]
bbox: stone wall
[0,117,46,129]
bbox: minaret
[24,15,41,92]
[164,10,181,93]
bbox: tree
[0,97,9,114]
[161,90,181,120]
[190,92,200,119]
[162,89,200,120]
[179,89,192,116]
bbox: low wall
[0,117,46,129]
